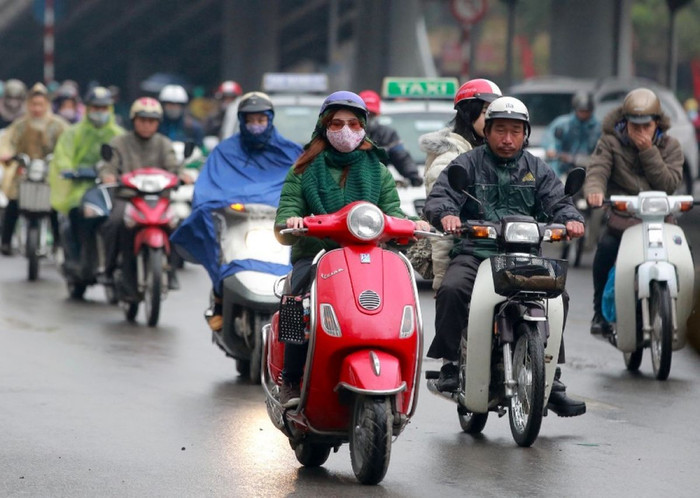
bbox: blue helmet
[319,91,368,119]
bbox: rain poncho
[49,111,124,213]
[171,125,302,291]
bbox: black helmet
[84,86,114,107]
[572,91,594,112]
[238,91,274,114]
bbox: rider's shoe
[590,312,612,338]
[168,270,180,291]
[547,367,586,417]
[436,363,459,392]
[1,243,12,256]
[204,297,223,332]
[279,380,301,408]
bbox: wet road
[2,211,700,497]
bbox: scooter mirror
[564,167,586,197]
[100,144,113,162]
[448,165,469,191]
[184,141,196,159]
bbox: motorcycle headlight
[347,203,385,241]
[504,222,540,244]
[131,174,170,193]
[640,197,670,215]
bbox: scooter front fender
[134,227,169,253]
[336,350,407,395]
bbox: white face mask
[326,126,366,153]
[88,111,110,128]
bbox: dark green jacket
[275,160,406,263]
[424,145,583,259]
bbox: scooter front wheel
[457,405,488,434]
[349,395,392,485]
[509,323,545,447]
[623,348,643,372]
[650,281,673,380]
[144,248,164,327]
[26,222,40,281]
[293,441,331,467]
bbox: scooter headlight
[504,222,540,244]
[245,228,284,255]
[347,203,385,241]
[399,305,415,338]
[640,196,670,215]
[131,173,171,193]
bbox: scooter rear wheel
[293,442,331,467]
[509,323,545,447]
[650,281,673,381]
[349,395,392,485]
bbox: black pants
[429,253,569,364]
[281,258,314,384]
[2,200,60,247]
[592,230,621,315]
[101,199,137,297]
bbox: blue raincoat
[171,125,303,292]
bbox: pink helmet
[359,90,381,115]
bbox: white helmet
[158,84,189,104]
[485,96,530,137]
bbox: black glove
[409,176,424,187]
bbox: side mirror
[184,141,196,159]
[447,164,469,191]
[564,167,586,197]
[100,144,113,162]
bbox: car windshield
[377,111,455,164]
[272,104,319,145]
[511,92,575,127]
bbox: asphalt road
[1,209,700,497]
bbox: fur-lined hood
[419,127,471,156]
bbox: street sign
[381,77,459,100]
[450,0,487,25]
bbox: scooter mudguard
[465,259,564,413]
[615,223,694,352]
[336,350,406,395]
[134,227,169,252]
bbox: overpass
[0,0,633,99]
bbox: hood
[419,127,470,156]
[602,105,671,135]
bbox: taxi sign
[381,77,459,100]
[262,73,328,93]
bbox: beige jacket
[419,128,472,290]
[0,114,68,199]
[100,132,180,180]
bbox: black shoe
[168,271,180,291]
[547,367,586,417]
[590,312,612,337]
[1,243,12,256]
[436,363,459,392]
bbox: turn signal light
[546,228,567,242]
[611,200,629,212]
[470,225,496,239]
[230,203,245,212]
[679,200,693,212]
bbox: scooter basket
[277,294,309,344]
[490,254,567,298]
[18,181,51,213]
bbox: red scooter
[101,145,181,327]
[262,201,436,485]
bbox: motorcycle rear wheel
[144,248,163,327]
[27,222,40,281]
[509,323,545,447]
[293,441,331,467]
[650,281,673,381]
[623,349,643,372]
[349,395,392,485]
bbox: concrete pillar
[221,0,280,91]
[352,0,389,92]
[387,0,435,77]
[550,0,632,79]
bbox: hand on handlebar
[101,173,117,184]
[414,220,431,232]
[440,214,461,233]
[586,192,604,208]
[286,217,304,229]
[566,220,585,239]
[179,172,195,185]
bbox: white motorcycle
[604,191,696,380]
[169,142,202,268]
[426,166,585,447]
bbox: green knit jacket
[275,159,407,263]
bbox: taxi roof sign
[262,73,328,93]
[381,77,459,100]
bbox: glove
[409,176,424,187]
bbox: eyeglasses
[328,118,363,132]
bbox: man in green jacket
[49,86,124,262]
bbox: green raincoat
[49,111,124,214]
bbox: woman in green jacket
[274,91,429,406]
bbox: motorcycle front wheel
[623,349,643,372]
[457,405,488,434]
[144,248,164,327]
[349,395,392,485]
[26,221,40,281]
[293,441,331,467]
[509,323,545,447]
[650,281,673,380]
